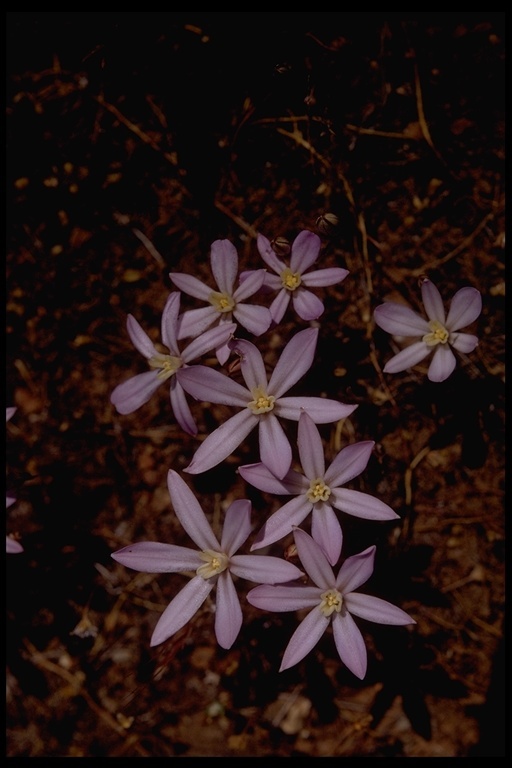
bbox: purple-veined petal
[336,546,375,593]
[251,496,312,551]
[161,292,181,352]
[177,306,219,339]
[331,610,367,679]
[297,411,325,479]
[110,370,162,415]
[289,230,321,273]
[301,267,349,287]
[177,365,249,406]
[292,288,325,321]
[180,322,236,364]
[345,592,416,625]
[247,583,321,612]
[220,499,252,556]
[330,488,399,521]
[276,397,357,423]
[228,338,267,392]
[325,441,374,487]
[111,541,202,573]
[215,571,243,649]
[170,378,197,436]
[258,413,293,479]
[233,269,267,301]
[446,287,482,330]
[311,503,343,566]
[150,575,214,646]
[210,239,239,294]
[269,290,290,324]
[262,273,283,291]
[238,463,307,495]
[257,233,286,273]
[293,528,335,589]
[229,554,304,583]
[427,344,457,382]
[215,339,232,366]
[279,606,330,671]
[374,303,430,336]
[382,342,431,374]
[421,279,446,324]
[233,303,272,336]
[6,537,23,554]
[167,470,219,550]
[268,328,318,398]
[450,332,479,354]
[169,271,213,301]
[184,409,258,475]
[126,314,159,359]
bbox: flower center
[281,267,302,292]
[209,291,236,314]
[196,549,229,580]
[306,477,331,503]
[247,387,276,415]
[148,353,182,381]
[319,589,343,617]
[422,319,450,347]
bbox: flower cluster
[111,229,481,676]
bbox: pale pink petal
[292,288,325,320]
[180,322,236,363]
[215,572,243,649]
[160,292,180,352]
[280,607,330,671]
[345,592,416,625]
[210,239,238,294]
[150,575,214,646]
[336,546,375,593]
[428,344,457,382]
[374,303,430,336]
[220,499,252,555]
[446,287,482,331]
[311,503,343,566]
[110,370,162,414]
[297,411,325,479]
[251,496,312,551]
[382,342,431,374]
[185,410,258,475]
[229,554,304,583]
[325,441,374,487]
[450,332,479,354]
[262,273,283,291]
[233,269,266,301]
[268,327,318,398]
[331,610,367,679]
[293,528,335,589]
[111,541,202,572]
[256,233,286,273]
[246,583,321,613]
[170,378,197,436]
[126,314,159,359]
[6,407,17,422]
[232,303,272,336]
[238,463,307,495]
[289,230,321,273]
[6,537,23,554]
[169,271,213,300]
[177,306,218,338]
[301,267,349,287]
[269,290,290,323]
[276,397,357,422]
[167,470,219,550]
[177,365,249,407]
[421,279,446,324]
[330,488,399,521]
[229,338,268,391]
[259,413,293,480]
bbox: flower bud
[270,236,291,257]
[316,213,339,236]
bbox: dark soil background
[6,12,505,757]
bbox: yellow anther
[196,549,229,579]
[422,319,449,347]
[248,388,276,415]
[209,291,235,313]
[281,268,302,291]
[320,589,343,617]
[306,478,331,503]
[148,353,182,381]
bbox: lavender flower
[111,470,303,649]
[110,292,236,435]
[6,406,23,554]
[373,278,482,383]
[242,230,349,324]
[247,528,415,677]
[240,411,398,565]
[178,328,357,479]
[169,239,272,365]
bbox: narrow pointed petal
[259,414,293,479]
[257,233,285,273]
[110,370,162,415]
[293,528,335,589]
[336,546,375,593]
[150,575,214,646]
[169,272,213,301]
[251,496,312,551]
[220,499,252,555]
[233,303,272,336]
[180,322,237,363]
[233,269,266,301]
[428,345,457,382]
[450,332,479,354]
[331,610,367,679]
[276,397,357,423]
[170,378,197,435]
[228,338,267,392]
[421,279,446,324]
[210,239,238,294]
[345,592,416,625]
[292,289,325,320]
[126,314,159,359]
[215,572,242,649]
[269,290,290,323]
[325,441,374,487]
[177,306,218,339]
[289,230,321,272]
[229,554,304,583]
[167,470,219,550]
[446,287,482,330]
[247,583,321,612]
[160,292,181,352]
[311,504,343,566]
[184,410,258,474]
[331,488,399,521]
[177,365,249,406]
[297,411,325,479]
[6,537,23,554]
[111,541,202,572]
[301,267,349,287]
[268,328,318,398]
[280,607,330,671]
[382,342,431,374]
[374,303,430,336]
[238,463,307,495]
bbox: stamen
[209,291,235,313]
[422,319,449,347]
[148,353,182,381]
[196,549,229,579]
[319,589,343,617]
[281,268,302,291]
[247,387,276,414]
[306,477,331,503]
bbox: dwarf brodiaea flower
[110,292,236,434]
[373,278,482,383]
[169,239,272,364]
[243,230,349,324]
[240,411,398,565]
[6,406,23,554]
[247,528,415,677]
[111,470,303,649]
[178,328,357,479]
